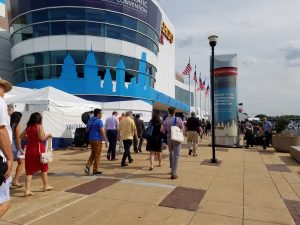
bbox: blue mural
[17,51,189,112]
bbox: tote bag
[171,117,184,143]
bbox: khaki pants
[87,141,102,172]
[187,131,198,155]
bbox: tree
[255,114,267,120]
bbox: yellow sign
[161,22,174,44]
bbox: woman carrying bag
[20,112,53,197]
[146,113,163,170]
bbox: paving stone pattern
[159,187,206,211]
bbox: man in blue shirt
[263,117,273,147]
[84,108,108,175]
[105,111,119,161]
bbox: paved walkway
[1,137,300,225]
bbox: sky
[160,0,300,117]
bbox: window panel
[49,8,67,20]
[106,11,122,26]
[33,23,49,38]
[105,25,121,40]
[21,26,33,41]
[122,16,137,30]
[86,8,104,22]
[50,22,67,35]
[32,9,49,23]
[122,28,136,43]
[67,8,86,20]
[86,22,103,36]
[67,21,86,35]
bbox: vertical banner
[213,54,239,147]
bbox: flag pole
[194,65,197,115]
[189,58,191,115]
[199,72,202,118]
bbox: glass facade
[10,7,159,55]
[175,86,194,106]
[12,51,157,86]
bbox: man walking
[263,117,273,147]
[0,79,13,218]
[105,111,119,161]
[84,108,108,175]
[244,119,253,148]
[162,107,183,179]
[119,111,137,167]
[133,114,145,153]
[186,112,200,156]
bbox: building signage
[161,21,174,44]
[8,0,162,34]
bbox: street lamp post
[208,35,218,163]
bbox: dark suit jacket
[134,118,145,137]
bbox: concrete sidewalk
[1,137,300,225]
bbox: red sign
[213,67,238,76]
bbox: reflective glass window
[34,52,50,66]
[49,8,67,20]
[122,28,136,43]
[86,22,103,36]
[137,21,148,36]
[13,71,26,83]
[25,67,36,81]
[36,66,50,80]
[50,65,61,78]
[32,9,49,23]
[105,54,120,67]
[77,65,84,78]
[11,31,22,46]
[67,21,86,35]
[106,25,121,40]
[122,16,137,30]
[50,22,67,35]
[50,51,68,65]
[123,57,136,71]
[70,51,86,65]
[136,33,147,49]
[106,12,122,26]
[23,54,35,68]
[86,9,104,22]
[67,8,86,20]
[94,52,105,66]
[33,23,49,38]
[21,26,33,41]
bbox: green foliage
[255,114,267,120]
[275,117,290,134]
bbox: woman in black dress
[146,113,163,170]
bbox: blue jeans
[167,138,181,176]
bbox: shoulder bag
[171,117,184,143]
[37,126,53,164]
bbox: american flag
[201,80,206,91]
[205,85,210,97]
[182,60,192,75]
[192,69,197,83]
[196,77,202,91]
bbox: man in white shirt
[0,78,13,218]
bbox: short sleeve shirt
[87,117,104,141]
[0,97,12,161]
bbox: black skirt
[146,124,162,152]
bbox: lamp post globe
[208,34,218,163]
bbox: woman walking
[146,113,163,170]
[10,112,24,187]
[20,112,53,197]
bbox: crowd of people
[0,78,221,218]
[240,117,274,149]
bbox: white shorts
[0,176,11,204]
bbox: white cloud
[160,0,300,116]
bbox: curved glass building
[7,0,188,114]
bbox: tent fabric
[6,86,100,114]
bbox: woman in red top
[20,112,53,197]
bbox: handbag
[40,138,53,164]
[143,124,154,140]
[171,117,184,143]
[0,156,8,186]
[37,126,53,164]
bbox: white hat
[0,78,12,93]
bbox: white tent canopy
[4,86,33,99]
[6,86,101,114]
